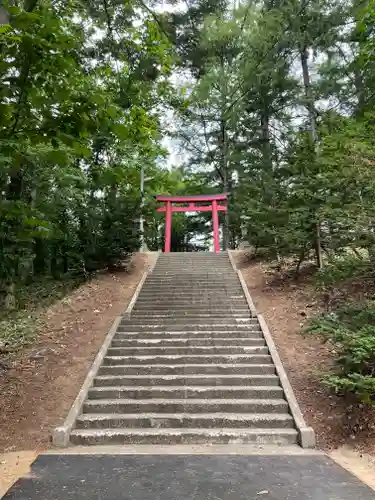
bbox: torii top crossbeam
[154,193,228,252]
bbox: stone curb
[227,251,257,317]
[258,314,316,449]
[124,252,160,319]
[52,315,122,447]
[237,271,257,317]
[145,251,161,272]
[124,272,148,318]
[227,250,237,271]
[52,254,159,447]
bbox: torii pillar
[155,194,228,252]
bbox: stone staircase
[67,252,308,446]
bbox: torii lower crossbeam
[154,194,228,253]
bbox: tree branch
[137,0,172,42]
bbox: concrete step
[116,327,261,334]
[149,276,235,279]
[156,261,230,263]
[128,315,253,321]
[133,302,250,308]
[75,412,294,430]
[82,398,289,414]
[139,289,244,292]
[154,263,232,265]
[137,295,247,299]
[153,268,234,270]
[144,276,238,279]
[136,298,248,307]
[70,428,298,445]
[135,302,248,307]
[141,287,244,292]
[152,271,234,274]
[155,263,230,266]
[137,291,246,296]
[138,292,244,296]
[142,283,243,297]
[153,260,232,264]
[110,338,265,347]
[119,320,259,326]
[146,267,237,270]
[87,386,284,400]
[150,272,234,275]
[144,280,238,282]
[114,331,263,338]
[146,272,236,275]
[130,312,252,317]
[119,317,259,329]
[98,363,276,376]
[117,326,260,332]
[135,300,248,306]
[146,278,239,286]
[103,354,272,366]
[129,312,252,316]
[123,317,257,323]
[153,260,231,263]
[143,286,240,289]
[131,307,249,311]
[106,346,266,356]
[131,313,252,317]
[153,263,233,266]
[93,374,280,387]
[152,263,232,267]
[139,295,245,299]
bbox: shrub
[314,253,372,290]
[304,304,375,405]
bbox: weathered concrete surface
[58,252,314,447]
[2,454,374,499]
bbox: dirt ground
[0,252,156,496]
[232,251,375,453]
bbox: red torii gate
[155,194,228,253]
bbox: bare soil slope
[233,251,375,452]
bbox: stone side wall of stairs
[54,252,315,447]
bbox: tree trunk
[220,118,229,250]
[24,0,39,11]
[300,46,318,143]
[295,246,306,279]
[260,101,272,170]
[219,49,230,251]
[50,244,61,279]
[354,65,365,116]
[33,237,46,275]
[4,282,16,310]
[314,220,323,268]
[300,45,323,268]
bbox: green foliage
[314,253,372,289]
[305,304,375,405]
[0,0,174,320]
[0,313,38,354]
[168,0,375,273]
